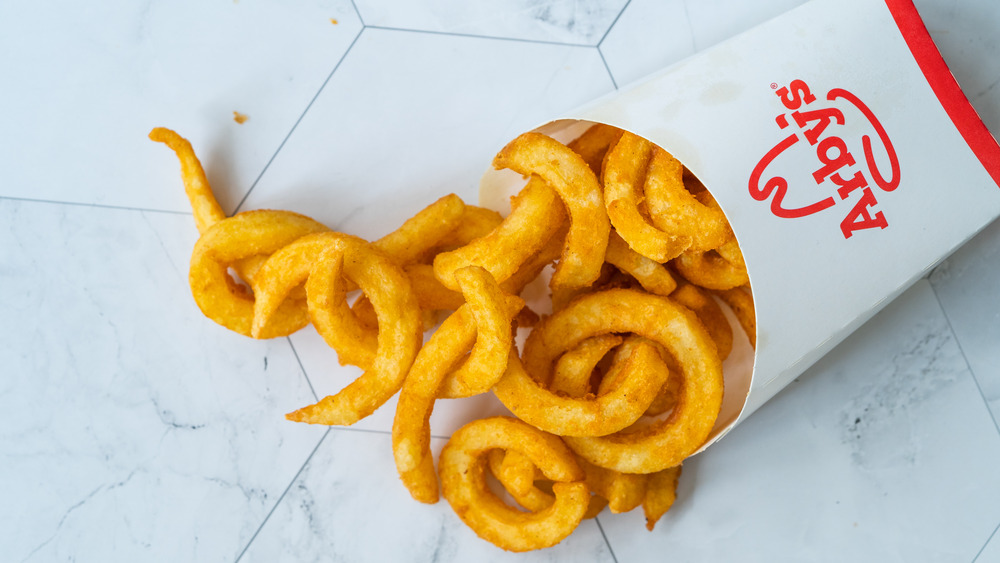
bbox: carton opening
[479,118,756,455]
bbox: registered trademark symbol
[770,82,778,89]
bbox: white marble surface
[3,0,1000,561]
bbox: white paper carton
[481,0,1000,449]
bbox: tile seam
[363,24,591,47]
[233,427,332,562]
[973,519,1000,562]
[286,338,319,402]
[348,0,364,26]
[0,195,192,216]
[928,281,1000,440]
[596,0,633,48]
[597,47,619,90]
[234,26,366,214]
[594,515,619,563]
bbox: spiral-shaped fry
[188,210,329,338]
[439,417,590,552]
[392,266,523,503]
[492,132,610,291]
[603,132,692,262]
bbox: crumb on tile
[330,18,338,25]
[233,111,248,124]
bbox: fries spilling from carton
[152,122,753,550]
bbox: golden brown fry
[487,449,555,513]
[392,267,522,502]
[715,284,756,348]
[592,335,680,418]
[153,127,312,303]
[490,449,539,498]
[643,465,682,531]
[671,282,733,361]
[603,132,691,262]
[150,127,226,234]
[493,132,610,290]
[405,263,466,312]
[715,236,747,271]
[567,123,624,176]
[487,450,615,520]
[439,417,589,552]
[188,210,328,338]
[437,269,524,399]
[252,233,379,366]
[434,176,566,290]
[517,288,723,473]
[605,230,678,296]
[350,262,466,332]
[373,193,467,265]
[578,457,648,514]
[673,246,750,290]
[497,218,567,296]
[595,336,660,394]
[645,147,730,252]
[642,355,682,418]
[549,334,624,397]
[253,232,423,425]
[434,205,505,251]
[494,338,669,437]
[514,306,541,328]
[392,305,479,503]
[349,293,379,332]
[353,295,442,333]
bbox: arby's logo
[749,79,900,238]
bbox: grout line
[0,195,192,216]
[286,338,319,402]
[307,426,443,441]
[681,0,698,53]
[364,24,589,48]
[348,0,365,26]
[973,519,1000,562]
[594,515,619,563]
[233,27,365,214]
[331,425,391,437]
[596,0,633,48]
[928,283,1000,439]
[233,427,331,563]
[597,47,619,90]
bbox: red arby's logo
[749,79,900,238]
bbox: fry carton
[480,0,1000,450]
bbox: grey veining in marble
[0,201,326,561]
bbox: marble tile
[0,200,326,562]
[679,0,812,53]
[354,0,628,45]
[237,27,614,228]
[0,0,361,214]
[596,0,696,89]
[239,429,615,563]
[599,281,1000,561]
[913,0,1000,133]
[930,217,1000,425]
[599,0,808,87]
[977,525,1000,562]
